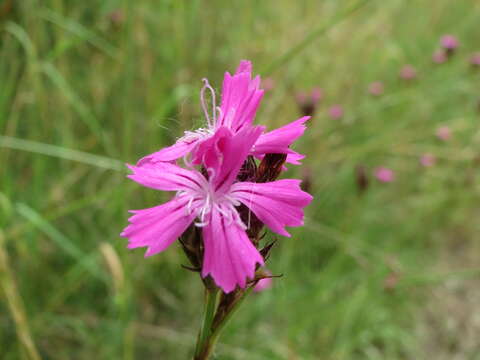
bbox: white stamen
[200,78,216,129]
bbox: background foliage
[1,0,480,359]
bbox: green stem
[193,286,255,360]
[194,287,219,360]
[210,287,253,344]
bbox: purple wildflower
[399,65,417,80]
[328,105,344,120]
[420,153,436,167]
[469,53,480,67]
[375,167,394,183]
[295,87,322,116]
[122,125,312,293]
[436,126,451,141]
[440,35,459,51]
[108,9,125,27]
[432,50,447,64]
[368,82,384,96]
[140,60,309,167]
[262,77,275,91]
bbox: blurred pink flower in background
[368,81,384,96]
[440,34,459,51]
[469,53,480,67]
[420,153,436,167]
[399,65,417,80]
[375,167,394,183]
[328,105,344,120]
[432,50,447,64]
[108,9,125,27]
[254,270,273,292]
[436,126,451,141]
[262,77,275,91]
[296,87,322,116]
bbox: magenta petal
[191,127,233,169]
[235,60,252,74]
[211,125,264,192]
[121,197,195,257]
[252,116,309,162]
[286,151,305,165]
[231,179,313,237]
[218,61,264,132]
[127,162,205,192]
[137,140,198,165]
[201,207,264,293]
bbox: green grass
[1,0,480,359]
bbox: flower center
[177,186,245,229]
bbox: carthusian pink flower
[262,77,275,91]
[436,126,451,141]
[328,105,344,120]
[432,50,447,64]
[420,153,436,167]
[140,60,309,167]
[368,81,384,96]
[374,167,394,183]
[440,35,459,51]
[399,65,417,80]
[122,126,312,293]
[295,87,322,117]
[469,53,480,67]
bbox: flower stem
[194,287,219,360]
[193,286,255,360]
[211,287,253,343]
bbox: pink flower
[440,35,459,50]
[420,153,436,167]
[253,270,273,292]
[436,126,451,141]
[432,50,447,64]
[295,87,322,116]
[368,82,384,96]
[399,65,417,80]
[140,60,309,167]
[121,127,312,293]
[374,167,394,183]
[262,77,275,91]
[470,53,480,67]
[328,105,344,119]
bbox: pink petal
[191,126,233,168]
[252,116,309,163]
[121,197,195,257]
[126,162,206,192]
[137,140,198,165]
[203,125,264,193]
[231,179,313,237]
[235,60,252,74]
[218,61,264,132]
[201,207,264,293]
[286,151,305,165]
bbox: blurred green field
[1,0,480,359]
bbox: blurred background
[1,0,480,359]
